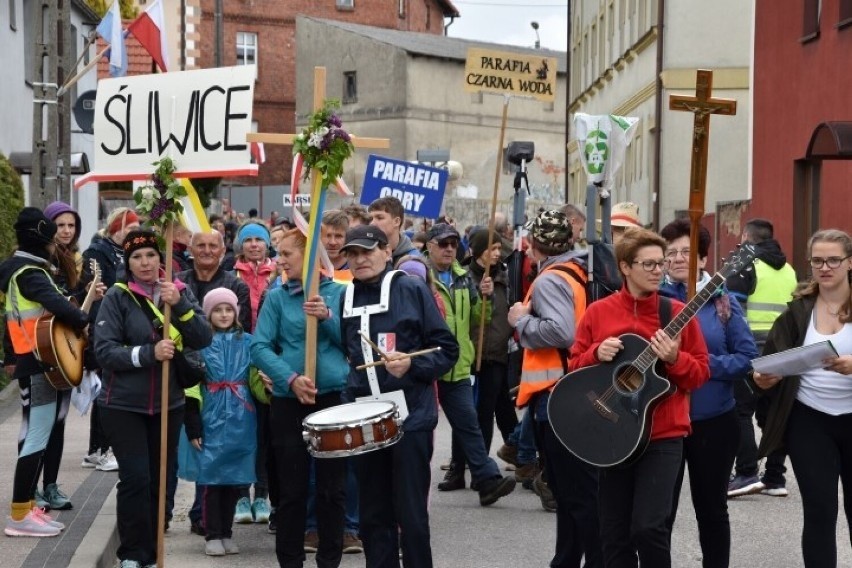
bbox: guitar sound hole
[613,365,644,395]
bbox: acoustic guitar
[35,259,102,390]
[547,244,756,468]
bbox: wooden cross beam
[246,66,390,381]
[669,69,737,298]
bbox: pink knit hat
[202,287,239,319]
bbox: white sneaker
[81,450,101,468]
[96,448,118,472]
[4,510,61,537]
[222,538,240,554]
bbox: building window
[839,0,852,28]
[398,0,405,18]
[9,0,17,31]
[236,32,258,78]
[343,71,357,103]
[801,0,821,42]
[336,0,354,10]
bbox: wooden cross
[247,67,390,381]
[669,69,737,298]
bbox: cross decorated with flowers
[247,67,390,381]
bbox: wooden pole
[56,45,109,98]
[303,67,327,382]
[156,221,174,567]
[475,95,510,371]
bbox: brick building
[194,0,459,186]
[752,0,852,276]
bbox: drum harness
[342,270,409,420]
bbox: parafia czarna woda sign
[75,65,258,187]
[463,47,558,103]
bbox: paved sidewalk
[0,381,118,568]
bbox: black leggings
[786,401,852,568]
[38,389,71,489]
[667,409,739,568]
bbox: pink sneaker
[4,510,61,537]
[32,507,65,531]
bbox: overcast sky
[446,0,569,52]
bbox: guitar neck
[634,272,725,372]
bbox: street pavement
[0,380,850,567]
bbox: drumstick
[358,331,390,361]
[356,347,442,370]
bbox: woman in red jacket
[569,227,710,568]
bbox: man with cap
[1,207,91,537]
[232,220,275,331]
[340,225,459,568]
[507,209,604,567]
[425,223,517,504]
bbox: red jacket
[569,287,709,441]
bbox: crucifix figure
[247,67,390,380]
[669,69,737,298]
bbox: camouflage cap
[525,209,572,253]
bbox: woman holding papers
[659,219,758,568]
[752,228,852,568]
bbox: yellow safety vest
[4,266,64,355]
[746,259,797,332]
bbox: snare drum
[302,400,403,458]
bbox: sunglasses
[434,240,459,249]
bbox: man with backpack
[508,210,603,567]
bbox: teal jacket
[250,277,349,398]
[428,259,491,382]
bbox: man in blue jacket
[340,225,458,568]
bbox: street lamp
[531,21,541,49]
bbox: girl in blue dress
[185,287,257,557]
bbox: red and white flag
[250,141,266,165]
[127,0,169,72]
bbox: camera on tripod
[506,141,534,193]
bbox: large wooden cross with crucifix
[247,67,390,381]
[669,69,737,298]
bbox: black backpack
[549,244,622,305]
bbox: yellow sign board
[463,47,558,103]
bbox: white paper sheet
[751,340,839,376]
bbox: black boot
[438,464,466,491]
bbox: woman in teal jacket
[250,229,348,568]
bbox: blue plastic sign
[360,155,447,218]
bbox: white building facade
[568,0,752,230]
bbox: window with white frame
[337,0,354,10]
[236,32,258,77]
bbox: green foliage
[134,158,187,231]
[0,153,25,260]
[292,100,354,184]
[85,0,137,19]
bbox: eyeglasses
[809,255,851,269]
[632,259,666,272]
[665,248,690,260]
[434,240,459,249]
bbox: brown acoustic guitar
[35,259,102,390]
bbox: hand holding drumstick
[355,347,443,374]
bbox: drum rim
[303,400,397,430]
[308,431,404,458]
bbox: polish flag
[250,142,266,165]
[127,0,169,72]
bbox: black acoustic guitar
[547,244,756,467]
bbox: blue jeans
[306,457,359,536]
[437,379,500,482]
[507,409,537,465]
